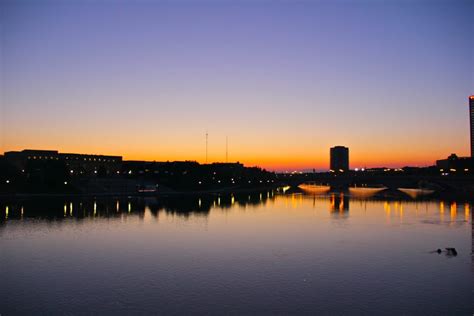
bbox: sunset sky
[1,0,473,171]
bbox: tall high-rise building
[470,95,474,157]
[330,146,349,172]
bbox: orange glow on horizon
[2,144,449,171]
[2,124,469,171]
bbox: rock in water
[445,248,457,256]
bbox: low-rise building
[4,149,122,176]
[436,154,473,173]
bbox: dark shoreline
[0,185,280,199]
[1,186,473,202]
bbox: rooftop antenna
[226,136,228,163]
[205,131,208,164]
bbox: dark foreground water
[1,190,473,315]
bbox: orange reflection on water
[439,201,445,223]
[450,202,457,224]
[289,194,303,209]
[383,201,404,223]
[2,195,473,237]
[400,204,404,223]
[384,201,391,215]
[328,194,346,213]
[439,201,445,213]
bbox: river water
[1,190,472,314]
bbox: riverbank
[0,185,280,199]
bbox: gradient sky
[1,0,473,171]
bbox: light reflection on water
[0,191,472,315]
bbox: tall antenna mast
[205,131,208,164]
[226,136,228,163]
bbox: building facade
[330,146,349,172]
[4,149,122,175]
[436,153,473,173]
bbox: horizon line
[2,147,464,172]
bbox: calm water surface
[1,191,473,315]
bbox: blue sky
[1,0,473,169]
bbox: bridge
[276,172,474,197]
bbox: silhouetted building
[330,146,349,172]
[4,150,60,170]
[2,149,276,194]
[120,160,270,190]
[4,149,122,175]
[436,153,473,173]
[470,95,474,157]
